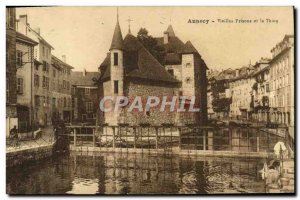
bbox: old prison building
[98,15,208,126]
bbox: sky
[16,6,294,72]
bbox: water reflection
[7,153,266,194]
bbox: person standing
[9,126,18,147]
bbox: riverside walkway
[6,126,55,153]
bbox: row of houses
[208,35,294,137]
[6,8,100,136]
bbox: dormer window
[114,52,118,66]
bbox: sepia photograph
[5,6,295,195]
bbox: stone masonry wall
[122,81,179,125]
[6,144,54,167]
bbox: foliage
[137,28,166,64]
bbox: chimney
[83,68,86,77]
[18,15,28,35]
[19,15,28,25]
[235,69,239,77]
[163,31,169,44]
[62,55,66,63]
[33,27,40,35]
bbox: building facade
[17,14,54,126]
[17,14,74,126]
[51,55,73,123]
[71,70,99,124]
[251,59,271,122]
[16,32,38,132]
[6,8,18,136]
[229,66,255,120]
[269,35,294,137]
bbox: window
[17,78,23,94]
[46,77,49,90]
[42,46,45,57]
[82,114,87,121]
[53,69,56,77]
[42,76,46,88]
[35,95,40,106]
[64,97,67,107]
[52,81,55,90]
[114,80,119,94]
[16,50,23,66]
[43,61,47,71]
[266,83,270,93]
[43,76,49,89]
[86,102,93,113]
[85,88,90,96]
[167,69,174,76]
[63,80,66,89]
[113,52,118,66]
[35,63,39,71]
[72,87,76,95]
[34,74,39,87]
[93,114,97,119]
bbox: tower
[109,11,124,125]
[181,41,207,125]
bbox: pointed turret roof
[164,25,175,37]
[182,41,199,54]
[110,20,124,50]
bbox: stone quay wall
[6,144,54,167]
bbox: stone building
[17,14,54,126]
[6,8,18,136]
[157,25,208,124]
[71,70,99,123]
[229,66,255,120]
[250,58,271,122]
[51,55,73,123]
[269,35,294,137]
[98,16,208,126]
[17,14,74,126]
[16,31,38,132]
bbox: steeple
[182,41,199,55]
[164,25,175,37]
[110,9,124,50]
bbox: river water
[7,152,267,194]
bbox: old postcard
[6,6,295,195]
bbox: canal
[7,152,267,194]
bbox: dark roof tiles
[110,21,124,50]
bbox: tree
[137,28,166,64]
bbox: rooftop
[71,71,100,86]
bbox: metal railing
[63,125,288,154]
